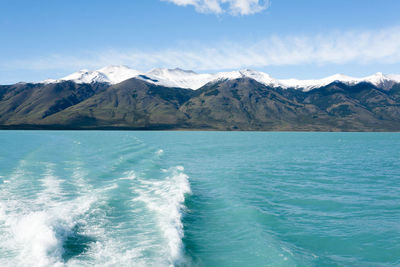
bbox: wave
[132,166,191,266]
[65,166,192,266]
[0,144,192,266]
[156,149,164,156]
[0,162,97,267]
[3,198,95,266]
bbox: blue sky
[1,0,400,84]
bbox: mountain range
[1,66,400,131]
[42,65,400,91]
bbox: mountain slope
[0,82,107,126]
[1,77,400,131]
[41,78,194,129]
[180,78,310,130]
[179,79,400,131]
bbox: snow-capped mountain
[43,65,142,85]
[41,66,400,91]
[140,68,214,89]
[138,68,282,89]
[280,74,359,91]
[96,65,142,84]
[363,72,400,90]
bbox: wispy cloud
[3,26,400,73]
[161,0,269,15]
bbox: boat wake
[0,143,192,267]
[0,162,97,267]
[132,165,191,265]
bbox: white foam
[76,239,153,267]
[132,166,191,265]
[9,211,67,266]
[0,163,97,267]
[119,171,136,180]
[37,164,64,204]
[0,158,192,266]
[64,168,180,267]
[1,195,96,266]
[156,149,164,156]
[71,164,91,192]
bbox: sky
[1,0,400,84]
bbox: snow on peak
[238,69,280,86]
[61,69,109,84]
[43,65,142,85]
[40,66,400,91]
[97,65,142,84]
[280,74,360,91]
[143,68,212,89]
[360,72,399,90]
[193,69,280,88]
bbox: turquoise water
[0,131,399,266]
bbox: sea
[0,131,399,266]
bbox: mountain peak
[39,67,400,91]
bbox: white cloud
[161,0,269,15]
[3,26,400,74]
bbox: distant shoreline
[0,125,399,132]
